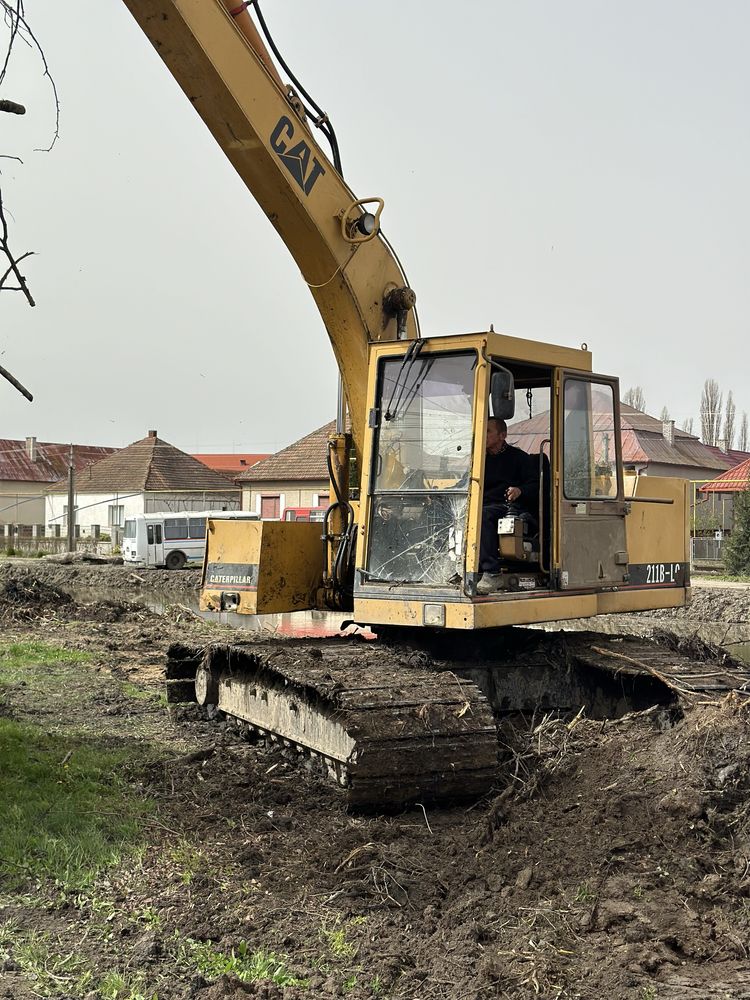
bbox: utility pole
[66,445,76,552]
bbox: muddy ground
[0,557,202,596]
[2,563,750,999]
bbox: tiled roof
[192,453,270,474]
[237,421,335,483]
[48,433,236,493]
[0,439,117,484]
[508,405,731,472]
[703,446,750,468]
[699,458,750,494]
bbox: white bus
[122,510,259,570]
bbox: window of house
[108,505,124,528]
[188,517,206,539]
[260,495,280,519]
[317,493,330,507]
[164,517,189,540]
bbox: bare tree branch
[0,0,58,316]
[1,0,60,150]
[0,361,32,400]
[0,186,34,304]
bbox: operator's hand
[505,487,521,503]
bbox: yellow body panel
[355,586,688,630]
[625,475,690,566]
[200,519,324,615]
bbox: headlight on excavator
[357,212,376,236]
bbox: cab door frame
[553,370,630,591]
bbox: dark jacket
[484,444,538,513]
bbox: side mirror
[491,368,515,420]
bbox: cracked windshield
[366,352,475,585]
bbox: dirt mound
[0,568,151,625]
[0,557,201,596]
[115,692,750,999]
[0,575,73,621]
[653,586,750,625]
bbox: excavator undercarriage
[166,628,750,811]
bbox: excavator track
[166,639,498,810]
[165,629,750,810]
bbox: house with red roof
[235,422,335,518]
[697,458,750,536]
[509,403,733,482]
[46,431,240,534]
[192,453,270,479]
[0,436,117,526]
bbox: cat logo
[270,115,326,196]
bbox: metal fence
[691,536,725,563]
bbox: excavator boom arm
[121,0,418,453]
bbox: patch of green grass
[180,938,306,987]
[0,717,151,889]
[343,974,358,993]
[369,974,384,994]
[12,930,93,998]
[573,882,596,904]
[0,918,18,962]
[0,640,91,684]
[121,681,155,701]
[98,970,158,1000]
[134,905,163,929]
[72,889,116,913]
[168,838,204,885]
[322,920,356,959]
[1,925,158,1000]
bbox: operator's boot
[476,572,504,595]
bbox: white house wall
[0,481,47,526]
[46,491,146,532]
[46,490,241,532]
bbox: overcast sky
[2,1,748,453]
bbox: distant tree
[682,417,694,435]
[700,379,723,446]
[659,406,671,422]
[724,391,736,450]
[724,487,750,576]
[740,412,748,452]
[623,386,646,412]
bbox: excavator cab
[353,330,688,630]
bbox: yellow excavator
[123,0,694,807]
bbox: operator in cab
[477,417,538,595]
